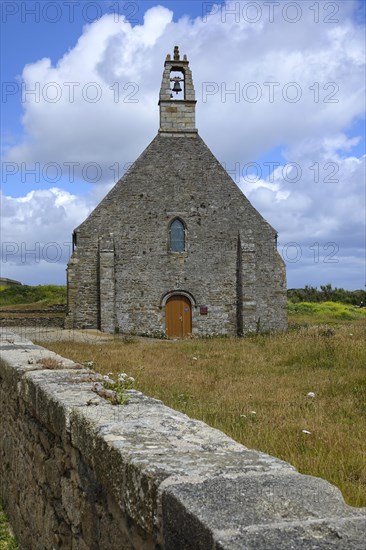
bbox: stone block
[161,473,366,549]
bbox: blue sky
[1,0,365,289]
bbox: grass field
[0,502,17,550]
[37,303,366,508]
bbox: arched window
[169,218,185,252]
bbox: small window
[169,219,185,252]
[72,231,77,251]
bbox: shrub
[0,285,66,306]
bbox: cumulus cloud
[240,138,365,288]
[5,6,174,174]
[1,188,93,284]
[2,1,365,287]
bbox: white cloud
[6,7,175,173]
[240,138,365,289]
[1,188,93,284]
[2,1,365,288]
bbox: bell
[172,79,182,94]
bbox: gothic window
[169,218,185,252]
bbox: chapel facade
[65,47,287,337]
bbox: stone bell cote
[159,46,197,135]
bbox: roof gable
[75,133,275,237]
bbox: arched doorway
[166,295,192,338]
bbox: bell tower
[159,46,197,136]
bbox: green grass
[287,300,366,320]
[0,285,66,307]
[0,502,17,549]
[287,301,366,331]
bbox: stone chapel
[65,47,287,337]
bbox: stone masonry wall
[66,134,287,336]
[159,102,197,134]
[0,315,65,328]
[66,238,99,329]
[1,329,365,549]
[159,51,197,134]
[0,306,66,328]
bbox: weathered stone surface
[1,330,365,549]
[0,315,65,327]
[215,517,366,550]
[161,473,366,549]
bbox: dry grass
[37,316,366,507]
[36,357,63,369]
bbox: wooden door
[166,296,192,338]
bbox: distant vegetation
[0,285,66,307]
[287,301,366,322]
[287,284,365,305]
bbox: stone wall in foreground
[0,305,66,327]
[0,329,365,549]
